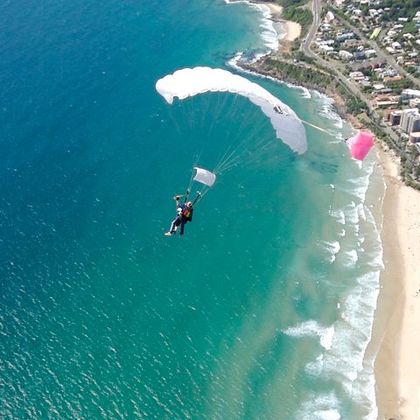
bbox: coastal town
[251,0,420,189]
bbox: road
[337,15,420,89]
[301,0,321,58]
[299,0,403,150]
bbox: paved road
[299,0,404,150]
[302,0,321,58]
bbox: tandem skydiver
[164,195,194,236]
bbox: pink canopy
[346,131,374,160]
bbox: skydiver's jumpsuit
[169,202,193,235]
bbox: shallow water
[0,1,383,418]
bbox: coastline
[373,147,420,420]
[233,2,420,418]
[226,1,302,47]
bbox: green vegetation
[263,58,333,90]
[282,7,312,31]
[274,0,313,33]
[374,0,420,20]
[385,78,412,94]
[403,21,417,34]
[256,58,367,117]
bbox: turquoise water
[0,1,384,418]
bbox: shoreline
[373,147,420,419]
[233,2,420,417]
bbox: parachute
[155,67,307,154]
[346,131,374,160]
[193,167,216,187]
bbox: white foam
[225,0,278,53]
[301,87,312,99]
[313,90,343,130]
[296,393,341,420]
[342,249,358,267]
[318,240,341,263]
[331,209,345,225]
[282,320,335,350]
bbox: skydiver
[164,196,194,236]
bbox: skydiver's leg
[169,216,182,234]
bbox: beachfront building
[400,109,420,134]
[389,110,403,126]
[409,132,420,143]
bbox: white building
[400,109,420,133]
[339,50,353,60]
[401,89,420,100]
[365,49,377,58]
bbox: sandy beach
[374,147,420,419]
[265,2,302,43]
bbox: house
[401,89,420,100]
[337,32,355,42]
[350,71,365,82]
[365,49,377,58]
[409,98,420,109]
[339,50,353,61]
[354,51,366,60]
[325,11,335,23]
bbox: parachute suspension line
[213,99,261,173]
[156,67,308,155]
[211,95,243,171]
[192,185,211,206]
[183,96,196,131]
[299,118,335,136]
[214,108,272,174]
[167,104,184,140]
[206,92,235,142]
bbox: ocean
[0,0,384,418]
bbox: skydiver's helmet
[186,201,192,208]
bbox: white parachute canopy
[193,167,216,187]
[155,67,307,154]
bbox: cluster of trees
[368,0,420,20]
[263,58,332,90]
[273,0,313,33]
[259,58,368,116]
[400,147,420,190]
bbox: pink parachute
[346,131,374,160]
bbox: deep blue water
[0,1,383,418]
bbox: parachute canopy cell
[193,167,216,187]
[155,67,307,154]
[346,131,374,160]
